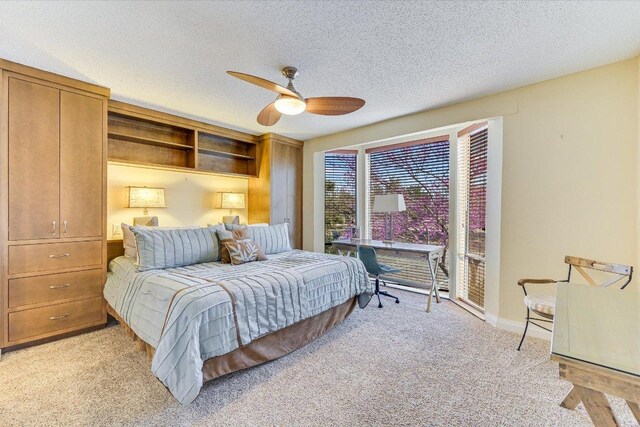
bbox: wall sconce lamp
[126,186,166,226]
[220,192,246,225]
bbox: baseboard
[485,312,498,327]
[486,313,552,341]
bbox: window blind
[456,132,470,301]
[456,125,488,308]
[324,151,357,251]
[468,128,488,258]
[366,137,450,287]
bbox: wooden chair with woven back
[517,256,633,350]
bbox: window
[366,136,450,288]
[456,125,488,309]
[324,150,358,252]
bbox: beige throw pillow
[216,228,250,263]
[224,240,267,265]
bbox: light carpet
[0,289,636,426]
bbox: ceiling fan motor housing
[281,66,299,80]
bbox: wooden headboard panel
[107,239,125,266]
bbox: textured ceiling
[1,1,639,140]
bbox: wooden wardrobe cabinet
[1,60,109,351]
[248,133,303,248]
[7,78,60,241]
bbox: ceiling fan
[227,67,365,126]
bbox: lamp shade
[220,192,246,209]
[372,194,406,213]
[126,186,166,208]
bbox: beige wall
[304,57,639,325]
[637,55,640,274]
[107,164,248,239]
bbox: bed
[104,248,373,404]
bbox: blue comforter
[104,250,372,404]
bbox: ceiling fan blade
[227,71,298,97]
[257,102,282,126]
[305,97,365,116]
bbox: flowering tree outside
[368,141,451,279]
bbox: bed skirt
[106,297,357,382]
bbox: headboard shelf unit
[107,109,196,169]
[108,132,193,151]
[198,147,255,160]
[107,159,259,179]
[107,100,260,177]
[197,131,257,176]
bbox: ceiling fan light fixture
[274,95,306,115]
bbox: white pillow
[121,223,137,259]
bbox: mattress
[104,250,372,404]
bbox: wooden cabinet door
[286,144,303,248]
[59,91,103,238]
[8,78,60,241]
[270,141,289,226]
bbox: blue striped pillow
[245,224,291,255]
[131,225,223,271]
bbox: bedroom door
[7,77,60,241]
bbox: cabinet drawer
[8,297,104,342]
[9,269,103,308]
[8,241,102,275]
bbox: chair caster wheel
[378,303,383,308]
[395,299,399,304]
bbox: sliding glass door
[457,126,488,309]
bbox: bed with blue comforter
[104,249,372,404]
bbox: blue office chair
[358,246,400,308]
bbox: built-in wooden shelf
[108,160,198,174]
[107,101,260,177]
[108,160,258,179]
[108,132,193,151]
[198,148,255,160]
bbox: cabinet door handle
[51,221,57,236]
[49,283,70,289]
[49,314,70,320]
[63,221,68,235]
[49,253,70,259]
